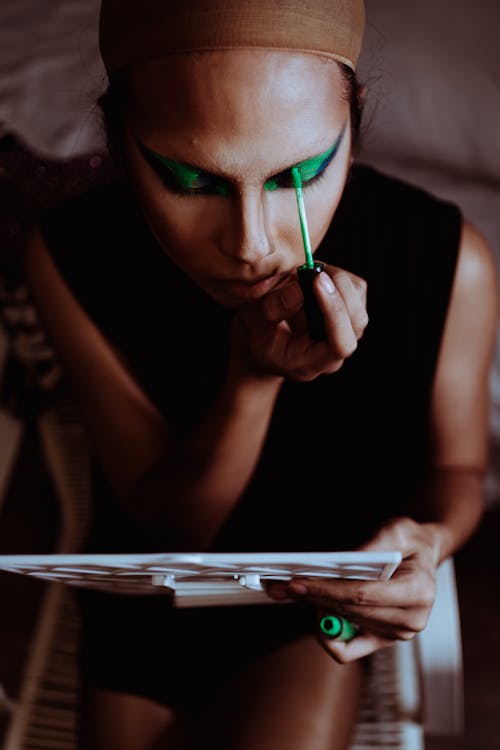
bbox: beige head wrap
[99,0,365,79]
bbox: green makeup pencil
[319,615,359,641]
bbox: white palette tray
[0,550,402,606]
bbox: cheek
[134,182,224,266]
[125,138,221,264]
[149,199,213,249]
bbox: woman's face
[125,50,352,307]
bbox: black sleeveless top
[40,164,462,555]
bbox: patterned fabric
[0,133,114,417]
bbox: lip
[221,273,285,301]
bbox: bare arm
[267,219,500,661]
[414,218,499,560]
[23,226,282,548]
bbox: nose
[220,190,275,264]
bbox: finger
[261,281,302,323]
[318,631,395,664]
[316,611,423,647]
[286,307,309,336]
[328,605,431,640]
[287,574,435,609]
[356,516,426,554]
[351,272,368,308]
[313,272,359,356]
[328,269,368,339]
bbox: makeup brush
[292,167,326,341]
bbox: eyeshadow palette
[0,550,402,606]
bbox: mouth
[220,272,287,302]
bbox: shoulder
[452,219,499,320]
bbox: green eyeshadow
[136,138,230,196]
[136,120,345,198]
[264,123,346,192]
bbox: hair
[97,61,364,173]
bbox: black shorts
[77,589,316,712]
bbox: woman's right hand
[232,264,368,382]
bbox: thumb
[355,516,408,553]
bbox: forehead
[127,50,347,157]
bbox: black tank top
[39,164,462,553]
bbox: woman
[22,1,498,748]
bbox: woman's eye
[264,167,328,192]
[168,176,229,197]
[135,138,230,197]
[157,167,230,197]
[264,126,345,193]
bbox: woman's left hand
[267,517,443,663]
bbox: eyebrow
[134,121,347,187]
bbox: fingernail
[287,582,308,597]
[280,283,302,309]
[318,272,336,295]
[266,584,289,600]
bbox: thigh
[196,635,365,750]
[79,686,190,750]
[78,592,316,712]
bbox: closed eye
[264,162,330,192]
[135,137,230,197]
[135,119,346,198]
[264,122,346,192]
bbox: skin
[22,48,499,749]
[134,128,346,196]
[125,53,356,306]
